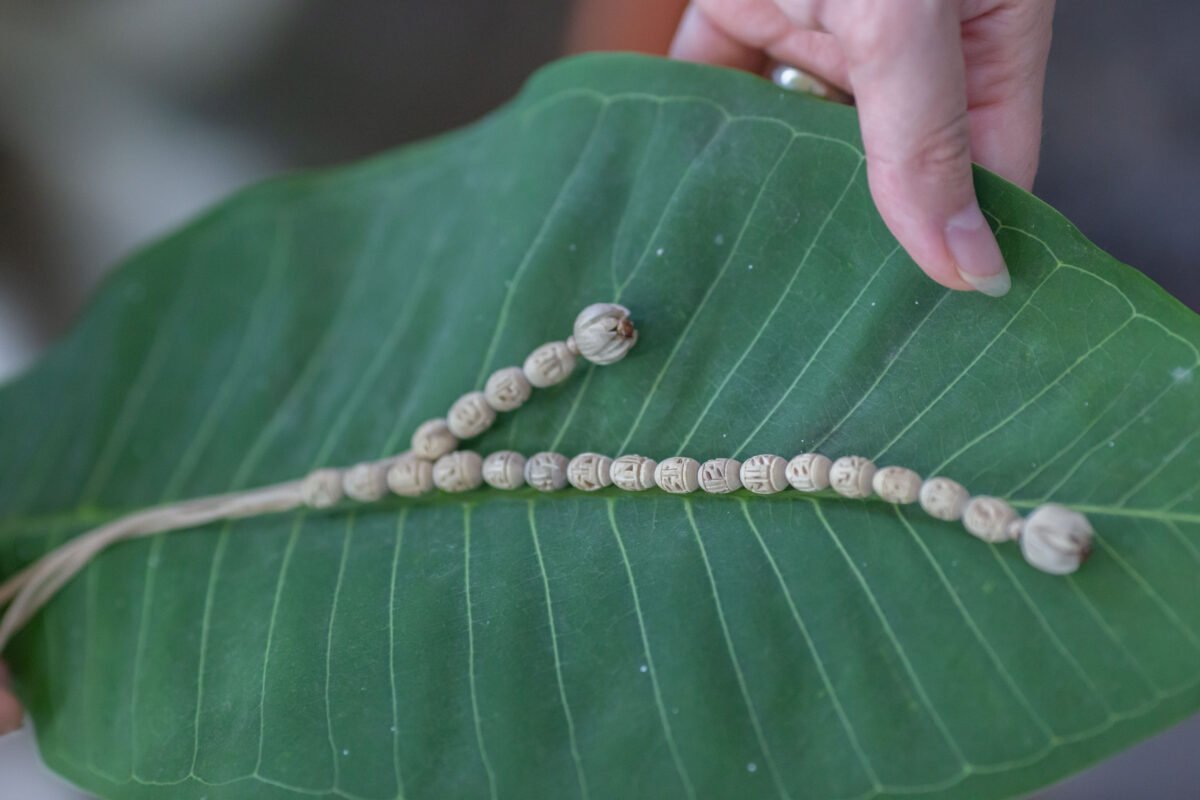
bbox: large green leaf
[2,53,1198,800]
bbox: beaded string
[0,302,1092,651]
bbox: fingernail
[946,203,1010,297]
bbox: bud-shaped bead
[572,303,638,365]
[786,453,831,492]
[484,367,531,412]
[1020,504,1093,575]
[411,418,457,460]
[387,456,433,497]
[829,456,876,499]
[610,455,657,491]
[523,341,577,388]
[482,450,526,490]
[525,452,569,492]
[655,457,700,494]
[433,451,483,493]
[962,496,1019,543]
[919,477,969,521]
[567,453,613,491]
[343,459,392,502]
[302,468,344,509]
[447,392,496,439]
[699,458,742,494]
[740,455,788,494]
[872,466,922,504]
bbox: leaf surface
[1,54,1199,800]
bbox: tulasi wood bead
[411,418,457,460]
[962,496,1018,543]
[525,452,569,492]
[433,451,483,493]
[610,455,657,491]
[572,303,638,365]
[482,450,526,490]
[740,455,788,494]
[523,341,577,388]
[1019,504,1094,575]
[829,456,876,499]
[387,456,433,497]
[786,453,831,492]
[567,453,613,491]
[919,477,969,521]
[447,391,496,439]
[343,459,393,502]
[484,367,531,412]
[302,468,344,508]
[655,457,700,494]
[872,466,922,504]
[699,458,742,494]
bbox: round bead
[610,455,657,491]
[655,457,700,494]
[1020,504,1094,575]
[567,453,613,491]
[919,477,969,521]
[699,458,742,494]
[432,451,483,493]
[343,460,391,502]
[572,303,638,365]
[387,456,433,497]
[482,450,526,490]
[525,452,569,492]
[411,418,458,460]
[740,454,788,494]
[786,453,831,492]
[829,456,876,499]
[523,341,577,388]
[447,391,496,439]
[302,468,343,509]
[483,367,531,412]
[962,496,1019,543]
[872,466,922,504]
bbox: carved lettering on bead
[962,496,1018,543]
[447,392,496,439]
[568,453,613,491]
[302,468,344,508]
[525,452,569,492]
[482,451,526,490]
[387,456,433,497]
[411,418,458,460]
[829,456,876,499]
[523,341,577,388]
[610,455,657,491]
[740,455,788,494]
[433,451,483,493]
[699,458,742,494]
[786,453,831,492]
[872,466,921,504]
[919,477,968,521]
[654,457,700,494]
[484,367,531,412]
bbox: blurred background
[0,0,1196,797]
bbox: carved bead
[567,453,613,491]
[1020,504,1093,575]
[740,454,788,494]
[343,459,392,502]
[387,456,433,497]
[525,452,569,492]
[962,496,1019,543]
[302,468,343,508]
[572,303,638,365]
[872,466,922,504]
[829,456,876,499]
[411,418,457,460]
[447,391,496,439]
[786,453,831,492]
[610,455,657,491]
[699,458,742,494]
[655,457,700,494]
[919,477,969,521]
[523,341,577,388]
[432,451,483,493]
[484,367,531,412]
[482,450,526,490]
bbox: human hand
[670,0,1055,297]
[0,661,21,735]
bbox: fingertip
[0,689,22,735]
[669,4,766,73]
